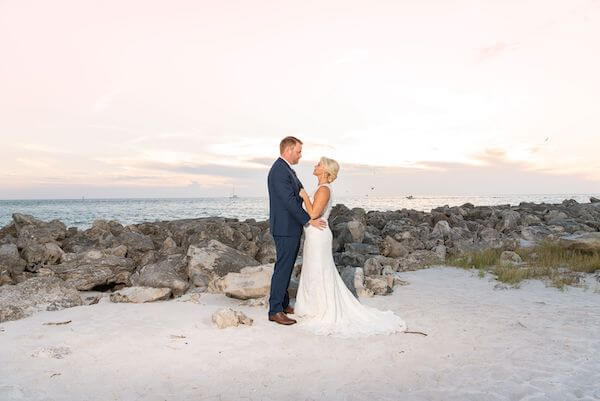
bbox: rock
[0,276,82,322]
[562,199,578,207]
[363,257,383,276]
[397,250,439,271]
[212,308,253,329]
[521,214,542,226]
[364,276,392,296]
[500,251,523,265]
[110,286,172,303]
[334,252,367,267]
[478,227,503,248]
[544,210,568,223]
[340,266,359,297]
[43,242,65,265]
[107,244,128,258]
[115,229,155,263]
[344,242,379,255]
[13,214,67,248]
[240,296,268,307]
[169,218,256,257]
[1,267,13,285]
[434,244,447,262]
[20,243,45,268]
[176,289,203,304]
[590,196,600,203]
[559,232,600,252]
[380,236,409,258]
[497,210,521,232]
[346,221,366,243]
[0,243,26,279]
[159,237,178,255]
[138,250,157,266]
[255,234,276,264]
[50,250,136,290]
[131,254,189,296]
[520,226,552,243]
[211,264,273,300]
[186,240,260,289]
[432,220,452,238]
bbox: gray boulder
[20,242,65,269]
[346,220,366,243]
[0,276,82,322]
[363,257,383,276]
[340,266,371,298]
[212,308,253,329]
[50,249,135,290]
[500,251,523,265]
[344,242,379,255]
[211,264,273,300]
[380,236,409,258]
[364,275,392,296]
[497,210,521,232]
[109,286,172,303]
[397,250,439,271]
[520,226,553,243]
[186,239,260,289]
[13,214,67,249]
[131,254,189,296]
[432,220,452,238]
[115,229,155,263]
[0,243,26,280]
[334,252,367,267]
[559,232,600,252]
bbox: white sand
[1,267,599,401]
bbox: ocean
[1,193,599,230]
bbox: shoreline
[2,194,600,230]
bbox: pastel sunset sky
[1,0,599,198]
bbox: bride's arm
[299,187,330,219]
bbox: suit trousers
[268,235,302,316]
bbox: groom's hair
[280,136,303,154]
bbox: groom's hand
[309,218,327,230]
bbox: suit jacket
[268,157,310,237]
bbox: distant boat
[230,185,238,199]
[406,195,414,200]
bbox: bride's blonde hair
[320,157,339,183]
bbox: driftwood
[43,320,72,326]
[404,330,428,336]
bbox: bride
[295,157,407,337]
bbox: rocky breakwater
[1,196,599,322]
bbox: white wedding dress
[295,183,407,337]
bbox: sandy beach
[1,266,598,401]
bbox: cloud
[92,89,121,113]
[244,157,275,166]
[477,41,520,62]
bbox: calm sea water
[1,194,598,229]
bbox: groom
[267,136,326,325]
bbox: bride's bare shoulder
[315,185,331,198]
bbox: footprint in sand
[30,346,72,359]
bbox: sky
[1,0,599,199]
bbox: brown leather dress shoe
[283,306,294,314]
[268,312,297,325]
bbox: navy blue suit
[267,157,310,316]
